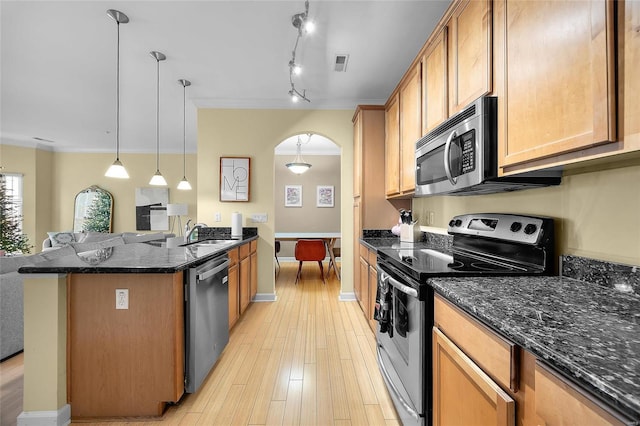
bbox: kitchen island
[17,233,257,423]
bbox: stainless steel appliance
[184,253,230,393]
[415,96,561,196]
[375,213,555,425]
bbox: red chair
[294,239,326,285]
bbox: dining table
[274,232,341,280]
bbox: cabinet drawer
[367,249,376,266]
[359,243,369,260]
[228,247,239,266]
[239,242,250,259]
[434,295,518,392]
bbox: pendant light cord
[155,56,160,172]
[115,20,121,161]
[183,83,186,177]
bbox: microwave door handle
[443,130,458,185]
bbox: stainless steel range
[374,213,555,426]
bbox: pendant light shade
[149,51,167,186]
[286,134,312,174]
[105,9,129,179]
[177,79,192,190]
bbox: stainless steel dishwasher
[184,253,229,393]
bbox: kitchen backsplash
[562,255,640,295]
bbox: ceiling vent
[334,54,349,72]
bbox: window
[1,173,24,231]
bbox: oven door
[376,264,430,426]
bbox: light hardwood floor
[0,262,399,425]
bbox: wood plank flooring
[0,262,398,425]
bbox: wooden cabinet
[422,28,448,134]
[433,295,516,426]
[357,243,379,333]
[535,362,633,426]
[496,0,617,172]
[250,240,257,301]
[385,64,421,198]
[68,272,184,418]
[621,0,640,149]
[384,94,401,197]
[447,0,492,115]
[228,247,239,329]
[433,327,515,426]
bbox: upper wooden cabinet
[447,0,493,116]
[497,0,617,172]
[422,28,449,134]
[621,0,640,148]
[385,94,401,197]
[385,63,421,198]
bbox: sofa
[0,231,174,360]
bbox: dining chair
[294,239,326,285]
[275,240,281,273]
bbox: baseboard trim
[339,292,356,301]
[253,293,277,302]
[17,404,71,426]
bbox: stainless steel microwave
[415,96,561,196]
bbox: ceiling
[1,0,451,154]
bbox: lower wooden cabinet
[357,243,379,333]
[228,247,240,329]
[535,362,634,426]
[433,327,515,426]
[250,240,257,300]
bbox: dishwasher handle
[196,258,229,282]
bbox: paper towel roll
[231,212,243,237]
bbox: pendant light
[177,79,192,190]
[286,134,312,174]
[105,9,129,179]
[149,51,168,186]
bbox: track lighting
[287,0,312,103]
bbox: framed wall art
[135,187,169,231]
[316,185,334,208]
[285,185,302,207]
[220,157,251,202]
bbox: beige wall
[197,109,354,296]
[275,154,341,257]
[412,163,640,266]
[1,143,197,250]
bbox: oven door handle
[376,344,420,421]
[443,129,458,186]
[387,275,418,299]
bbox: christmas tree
[82,192,112,232]
[0,174,31,254]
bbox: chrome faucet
[184,219,192,241]
[185,223,208,243]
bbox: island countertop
[18,235,258,274]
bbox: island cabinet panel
[67,272,184,419]
[497,0,616,171]
[535,362,634,426]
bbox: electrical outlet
[215,212,221,222]
[251,213,268,223]
[116,289,128,310]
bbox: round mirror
[73,186,113,233]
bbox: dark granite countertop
[430,274,640,421]
[18,235,258,274]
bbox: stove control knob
[524,224,537,235]
[510,222,522,232]
[449,220,456,227]
[455,219,463,227]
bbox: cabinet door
[433,327,515,426]
[250,251,257,300]
[448,0,492,115]
[385,94,401,197]
[500,0,616,169]
[423,27,448,134]
[228,263,239,329]
[239,255,250,314]
[535,362,633,426]
[622,0,640,145]
[399,64,421,194]
[368,263,377,332]
[358,255,369,314]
